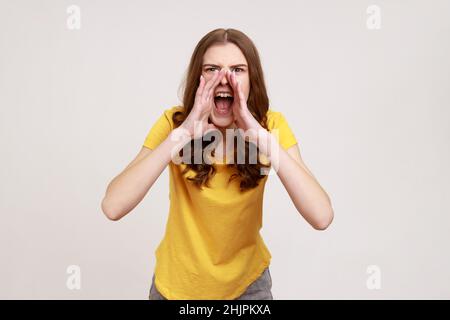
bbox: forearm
[259,131,334,230]
[102,128,191,220]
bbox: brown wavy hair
[173,28,271,192]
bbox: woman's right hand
[180,68,226,139]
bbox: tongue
[215,98,232,111]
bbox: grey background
[1,0,449,299]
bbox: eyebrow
[202,63,248,68]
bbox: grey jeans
[149,267,273,300]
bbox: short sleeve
[267,111,298,150]
[143,108,174,150]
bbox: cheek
[203,71,215,81]
[242,81,250,98]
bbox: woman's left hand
[226,70,267,142]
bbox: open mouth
[214,92,233,116]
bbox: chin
[210,110,234,128]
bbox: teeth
[215,92,233,98]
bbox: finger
[201,75,217,103]
[230,71,239,97]
[207,68,226,99]
[207,71,225,102]
[195,75,205,98]
[232,73,243,107]
[226,69,233,87]
[229,72,240,106]
[206,88,215,113]
[226,70,236,103]
[208,71,224,102]
[236,80,246,108]
[230,70,238,93]
[202,70,221,99]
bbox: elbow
[101,197,123,221]
[311,209,334,231]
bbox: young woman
[101,28,334,300]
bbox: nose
[220,68,229,85]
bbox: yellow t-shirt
[143,105,298,299]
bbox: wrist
[168,127,193,149]
[173,126,193,139]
